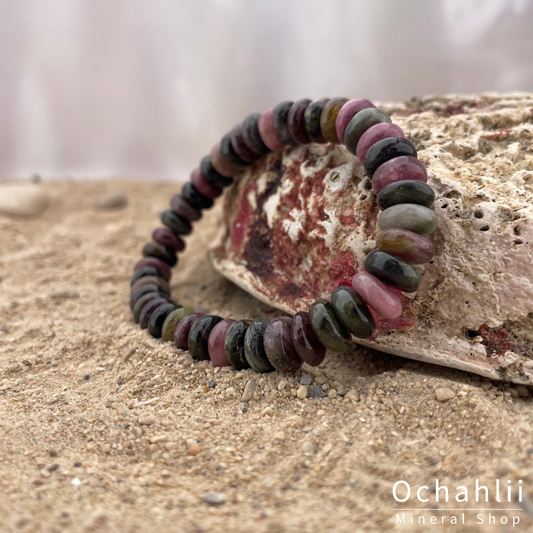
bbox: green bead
[344,108,391,155]
[161,307,195,342]
[378,203,437,236]
[331,286,376,339]
[308,300,351,352]
[377,180,435,210]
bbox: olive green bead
[320,97,348,144]
[378,203,437,236]
[344,108,391,155]
[308,300,351,352]
[161,307,195,342]
[331,286,376,339]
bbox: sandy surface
[1,180,533,533]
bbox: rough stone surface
[0,184,49,217]
[210,93,533,384]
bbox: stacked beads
[129,96,437,374]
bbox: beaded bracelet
[129,97,437,374]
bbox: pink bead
[152,227,185,252]
[190,168,222,200]
[372,156,427,195]
[335,99,375,144]
[210,141,240,178]
[356,123,406,162]
[258,108,286,151]
[352,272,402,320]
[134,257,171,277]
[208,319,235,367]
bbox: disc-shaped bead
[364,250,422,293]
[335,99,375,145]
[133,258,171,279]
[230,124,261,163]
[148,303,179,338]
[188,315,224,361]
[181,182,213,211]
[287,99,312,144]
[161,307,195,342]
[344,108,391,155]
[351,272,403,320]
[330,286,376,339]
[152,227,186,252]
[241,113,271,155]
[258,108,286,151]
[224,320,252,370]
[210,141,240,177]
[291,312,326,366]
[363,137,417,177]
[130,284,169,311]
[356,122,405,162]
[190,168,223,199]
[308,300,350,352]
[133,292,165,324]
[131,275,170,294]
[207,319,235,367]
[264,317,303,373]
[304,98,329,143]
[142,242,177,267]
[170,194,202,222]
[131,266,170,286]
[161,210,192,236]
[320,97,348,144]
[378,203,437,236]
[273,102,296,145]
[174,312,204,350]
[139,297,169,329]
[376,228,435,264]
[244,320,275,373]
[200,156,234,188]
[377,180,435,210]
[220,132,250,167]
[371,156,427,195]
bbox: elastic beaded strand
[129,96,437,375]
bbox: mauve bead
[365,250,422,293]
[335,99,375,145]
[377,180,435,211]
[331,286,376,339]
[291,312,326,367]
[139,297,168,329]
[258,108,286,151]
[134,257,171,278]
[170,194,202,222]
[220,132,249,167]
[130,284,168,311]
[190,168,223,200]
[188,315,224,361]
[131,266,170,286]
[230,124,261,163]
[148,303,179,338]
[372,156,427,195]
[352,272,402,320]
[356,123,405,162]
[244,319,275,373]
[273,101,297,145]
[161,210,192,236]
[264,317,303,373]
[344,108,391,156]
[224,320,252,370]
[320,97,348,144]
[376,228,435,265]
[200,156,234,188]
[363,137,417,177]
[241,113,270,155]
[131,276,170,296]
[161,307,195,342]
[142,242,177,267]
[210,141,240,178]
[304,98,329,143]
[133,292,162,324]
[378,203,437,236]
[174,312,205,350]
[152,227,186,252]
[288,99,312,144]
[208,319,235,367]
[182,182,213,210]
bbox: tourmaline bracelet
[129,98,437,373]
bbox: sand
[1,180,532,532]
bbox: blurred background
[0,0,532,182]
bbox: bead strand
[129,96,437,373]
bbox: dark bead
[304,98,329,143]
[152,227,186,252]
[377,180,435,210]
[241,113,271,155]
[181,182,214,210]
[363,137,417,177]
[131,266,170,286]
[224,319,253,370]
[148,303,179,338]
[130,284,169,311]
[220,132,250,167]
[308,300,350,352]
[331,286,376,339]
[200,156,234,188]
[287,99,312,144]
[169,194,202,222]
[142,242,177,267]
[161,210,192,236]
[273,101,297,145]
[139,297,169,329]
[133,257,172,279]
[131,275,171,295]
[188,315,224,361]
[244,319,275,373]
[230,124,261,163]
[174,312,205,349]
[364,250,422,293]
[264,317,303,373]
[291,312,326,366]
[344,108,391,155]
[132,292,162,323]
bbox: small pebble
[274,431,286,441]
[241,379,256,402]
[208,381,216,389]
[299,374,312,386]
[308,385,326,398]
[297,385,308,399]
[0,184,49,217]
[262,407,274,417]
[52,289,80,300]
[435,387,455,402]
[202,492,225,506]
[96,192,128,209]
[301,441,314,454]
[187,438,201,456]
[516,385,529,398]
[48,449,59,458]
